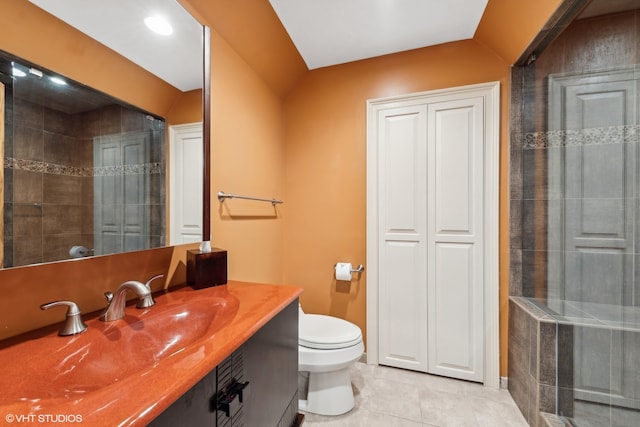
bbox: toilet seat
[299,314,362,350]
[298,312,364,416]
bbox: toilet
[298,305,364,416]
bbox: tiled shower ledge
[515,296,640,332]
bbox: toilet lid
[299,314,362,350]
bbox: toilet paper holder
[334,263,365,273]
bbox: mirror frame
[203,25,211,242]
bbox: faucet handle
[40,300,88,336]
[133,275,157,309]
[144,274,165,291]
[136,274,164,309]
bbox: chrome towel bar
[217,191,283,206]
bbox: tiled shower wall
[508,298,558,426]
[9,97,93,266]
[512,7,640,299]
[509,4,640,426]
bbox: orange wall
[282,40,511,374]
[167,89,203,125]
[208,30,286,284]
[0,0,565,380]
[0,243,199,341]
[178,0,565,378]
[0,0,181,118]
[180,0,308,98]
[475,0,563,63]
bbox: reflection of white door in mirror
[94,132,153,255]
[170,123,203,244]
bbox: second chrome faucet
[100,274,164,322]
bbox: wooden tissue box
[187,248,227,289]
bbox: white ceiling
[27,0,491,88]
[29,0,496,91]
[25,0,640,93]
[28,0,203,92]
[269,0,490,69]
[22,0,640,100]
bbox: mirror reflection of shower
[1,50,166,268]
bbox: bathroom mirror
[0,0,207,268]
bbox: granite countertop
[0,281,302,426]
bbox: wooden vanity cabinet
[150,299,300,426]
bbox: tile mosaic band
[523,125,638,149]
[4,157,162,177]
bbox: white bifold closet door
[377,91,485,383]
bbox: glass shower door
[547,66,640,423]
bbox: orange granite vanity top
[0,281,302,426]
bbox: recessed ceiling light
[29,67,43,78]
[50,76,67,85]
[144,16,173,36]
[12,67,26,77]
[11,61,26,77]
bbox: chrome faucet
[41,300,88,336]
[99,274,164,322]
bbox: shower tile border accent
[523,125,638,149]
[5,157,162,177]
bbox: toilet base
[298,367,354,416]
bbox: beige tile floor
[302,362,528,427]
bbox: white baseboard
[500,376,508,389]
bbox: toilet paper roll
[335,262,352,281]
